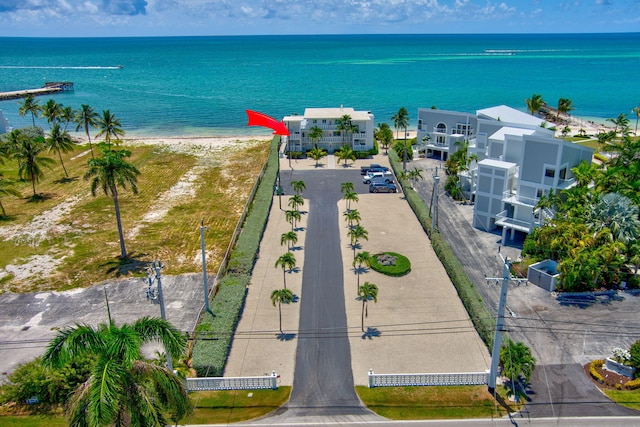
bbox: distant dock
[0,81,74,101]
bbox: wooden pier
[0,82,74,101]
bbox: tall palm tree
[18,95,40,127]
[13,131,55,198]
[285,209,301,231]
[376,122,394,154]
[335,144,356,166]
[41,99,61,128]
[0,174,21,217]
[556,98,574,123]
[340,181,355,195]
[84,145,140,259]
[275,252,296,289]
[75,104,99,158]
[343,208,361,229]
[42,316,192,427]
[348,224,368,258]
[336,114,353,146]
[309,125,323,147]
[271,288,293,334]
[525,94,544,116]
[632,105,640,135]
[287,194,304,211]
[96,110,125,148]
[392,107,410,171]
[606,113,630,135]
[500,339,536,400]
[353,251,370,292]
[280,231,298,251]
[60,105,74,131]
[46,123,76,177]
[357,281,378,332]
[290,179,306,195]
[343,189,359,212]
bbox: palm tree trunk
[111,187,127,259]
[282,269,287,289]
[361,300,366,332]
[57,149,68,177]
[31,175,37,197]
[278,302,283,333]
[86,130,94,159]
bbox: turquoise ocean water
[1,33,639,136]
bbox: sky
[0,0,639,37]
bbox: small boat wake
[0,65,123,70]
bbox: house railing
[368,370,489,388]
[495,210,533,232]
[186,372,278,391]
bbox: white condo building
[283,107,375,154]
[416,105,594,242]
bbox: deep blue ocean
[1,33,639,136]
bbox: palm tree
[275,252,296,289]
[392,107,410,171]
[288,194,304,211]
[0,174,21,217]
[18,95,40,127]
[556,98,574,123]
[525,94,544,116]
[500,339,536,401]
[285,209,301,231]
[46,123,76,177]
[343,208,361,229]
[353,251,370,292]
[632,105,640,135]
[335,144,356,166]
[585,192,640,244]
[309,125,323,147]
[75,104,99,158]
[336,114,353,146]
[375,123,393,154]
[308,146,327,167]
[291,179,306,195]
[96,110,125,147]
[280,231,298,251]
[41,99,61,128]
[13,131,55,198]
[340,181,355,195]
[348,224,368,258]
[42,316,191,427]
[343,189,359,211]
[271,288,293,334]
[84,145,140,259]
[606,113,630,135]
[357,281,378,332]
[408,166,424,189]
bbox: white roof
[477,105,545,127]
[489,126,537,141]
[478,158,517,169]
[283,107,372,122]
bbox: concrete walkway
[225,153,490,387]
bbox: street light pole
[146,260,173,373]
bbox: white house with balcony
[417,105,594,241]
[282,107,374,154]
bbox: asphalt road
[271,168,380,421]
[410,156,640,418]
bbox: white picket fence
[187,372,278,391]
[368,369,489,388]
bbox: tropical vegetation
[271,288,294,334]
[357,281,378,332]
[500,339,536,401]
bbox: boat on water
[483,49,516,55]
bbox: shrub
[630,340,640,378]
[624,377,640,390]
[369,252,411,276]
[590,359,605,383]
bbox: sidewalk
[224,152,490,386]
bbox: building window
[312,120,317,124]
[456,123,472,136]
[545,168,555,178]
[537,189,543,198]
[418,119,423,130]
[559,167,567,180]
[436,123,447,133]
[322,119,326,124]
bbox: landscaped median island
[368,251,411,276]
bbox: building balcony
[495,210,533,233]
[502,191,538,208]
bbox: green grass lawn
[604,389,640,411]
[0,415,66,427]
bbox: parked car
[362,171,393,184]
[360,164,389,175]
[369,182,397,193]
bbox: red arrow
[246,110,290,136]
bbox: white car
[362,171,393,184]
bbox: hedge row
[388,150,495,349]
[191,137,280,377]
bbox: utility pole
[200,220,212,315]
[486,247,527,393]
[431,167,439,231]
[145,260,173,373]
